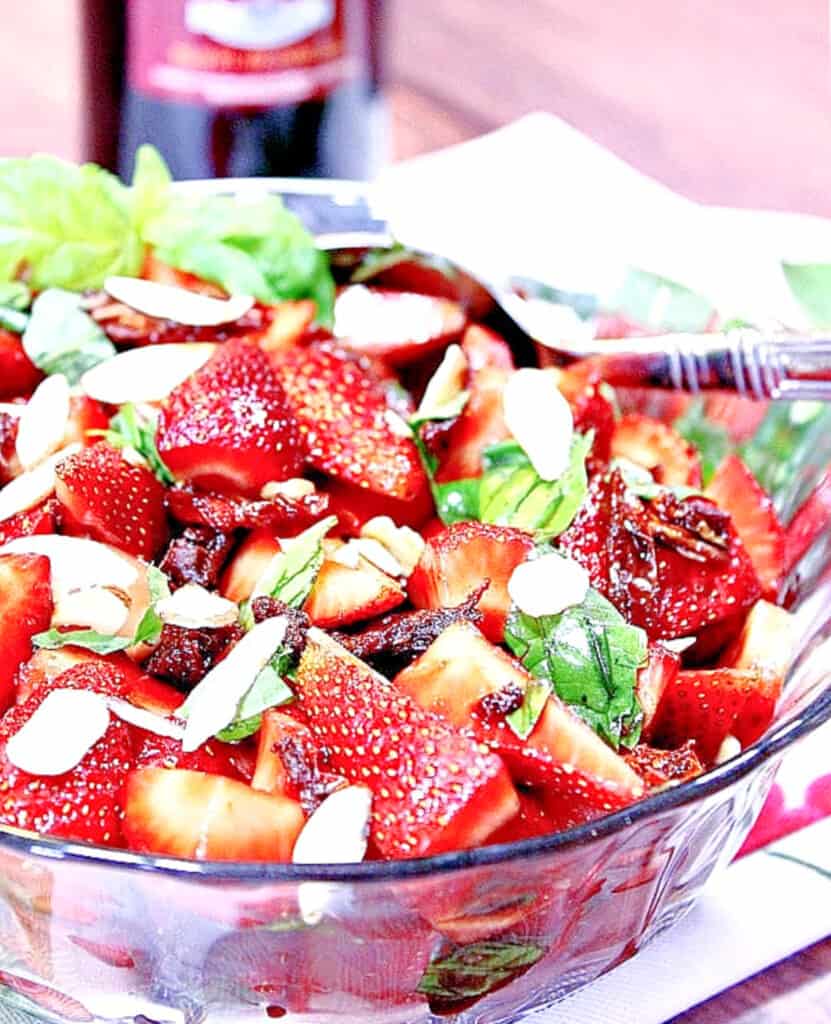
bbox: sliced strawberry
[435,366,510,482]
[409,521,533,643]
[784,467,831,577]
[64,395,109,448]
[571,381,616,472]
[16,646,165,707]
[305,543,406,628]
[461,324,516,372]
[0,553,52,713]
[704,455,785,599]
[0,663,133,845]
[394,621,643,830]
[123,768,305,860]
[322,477,434,534]
[252,709,343,811]
[637,644,680,740]
[295,631,519,858]
[157,338,306,497]
[55,443,169,559]
[220,528,281,604]
[610,413,701,487]
[0,409,20,484]
[334,286,465,364]
[142,250,228,296]
[719,599,795,680]
[0,500,57,546]
[0,329,42,399]
[560,472,762,640]
[274,345,426,501]
[650,667,782,763]
[624,741,703,789]
[134,735,249,780]
[486,790,555,846]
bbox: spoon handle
[573,329,831,401]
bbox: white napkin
[379,114,831,1020]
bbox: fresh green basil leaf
[217,663,295,742]
[434,477,480,525]
[417,942,545,1008]
[129,144,173,235]
[131,565,173,647]
[673,398,730,487]
[22,289,116,384]
[102,403,176,485]
[505,587,646,749]
[782,262,831,327]
[478,434,591,538]
[144,192,335,326]
[0,155,143,290]
[0,282,31,311]
[605,267,715,332]
[32,628,131,655]
[505,679,550,741]
[248,515,338,615]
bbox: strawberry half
[409,521,534,643]
[0,553,53,713]
[295,631,519,858]
[0,329,42,399]
[783,467,831,577]
[157,338,306,497]
[305,545,406,628]
[274,344,427,501]
[637,644,680,740]
[0,501,57,547]
[55,443,169,559]
[650,667,782,763]
[705,454,785,599]
[610,413,701,487]
[0,663,133,845]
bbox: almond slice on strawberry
[273,344,427,501]
[294,629,519,858]
[55,443,169,560]
[0,553,52,713]
[157,338,306,497]
[704,454,785,600]
[123,768,305,861]
[409,521,534,643]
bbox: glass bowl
[1,182,830,1024]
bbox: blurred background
[2,0,829,212]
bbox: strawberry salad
[0,147,814,865]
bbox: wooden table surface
[2,1,831,1021]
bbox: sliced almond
[503,367,574,481]
[328,540,362,570]
[715,734,742,765]
[260,478,316,501]
[335,285,449,347]
[360,516,425,577]
[79,343,217,405]
[383,408,413,439]
[292,785,372,865]
[662,636,697,654]
[0,443,81,523]
[180,615,288,752]
[0,534,140,598]
[6,689,110,776]
[107,698,184,740]
[155,583,239,630]
[104,276,254,327]
[15,374,71,470]
[508,552,589,618]
[52,586,130,634]
[415,343,468,421]
[353,537,406,579]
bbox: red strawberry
[157,338,306,497]
[560,472,762,640]
[393,621,643,833]
[0,500,57,546]
[55,443,169,559]
[220,528,281,604]
[650,667,782,763]
[16,647,167,707]
[252,708,343,810]
[305,544,406,628]
[703,394,768,444]
[322,477,434,534]
[274,345,427,501]
[719,599,794,680]
[705,455,785,599]
[0,329,42,399]
[610,413,701,486]
[461,324,516,372]
[295,631,519,858]
[0,663,133,845]
[123,768,305,861]
[0,409,20,485]
[571,381,616,472]
[63,395,109,448]
[334,286,465,364]
[0,553,52,713]
[784,467,831,577]
[485,790,555,846]
[134,734,250,781]
[409,521,534,642]
[637,643,680,740]
[624,741,703,789]
[435,366,511,482]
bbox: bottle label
[127,0,359,107]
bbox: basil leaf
[32,629,131,655]
[505,679,550,741]
[417,942,545,1008]
[673,398,730,486]
[782,262,831,327]
[0,154,143,290]
[132,565,173,647]
[0,282,31,311]
[102,403,176,486]
[434,478,480,525]
[216,663,294,743]
[144,192,336,326]
[129,143,173,236]
[505,587,646,749]
[22,289,116,384]
[478,434,590,538]
[610,456,701,501]
[605,267,715,332]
